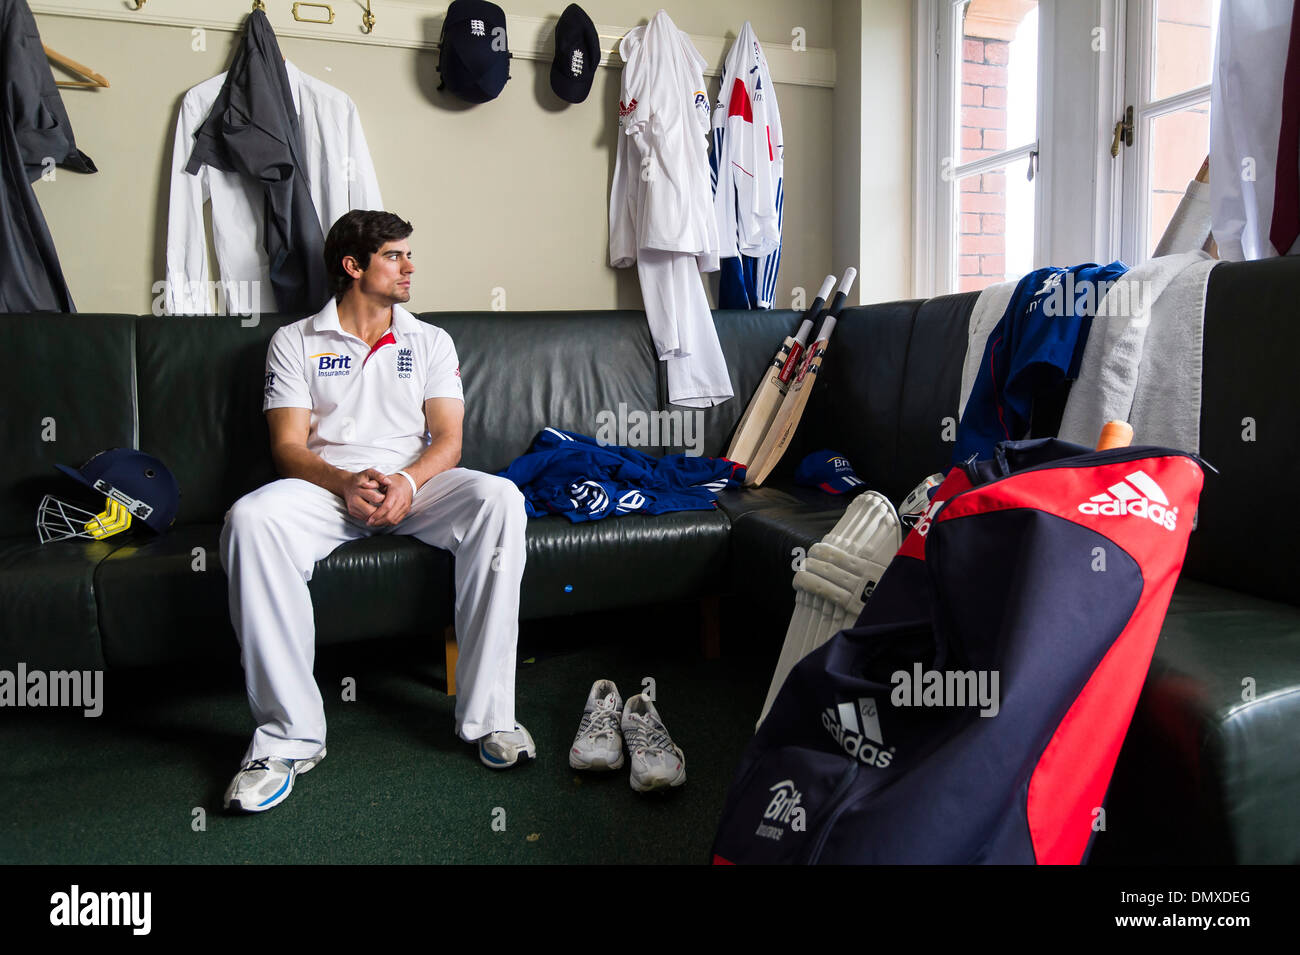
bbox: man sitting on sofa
[219,210,534,813]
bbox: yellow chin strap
[85,497,133,539]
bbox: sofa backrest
[2,315,139,538]
[434,311,661,473]
[1181,256,1300,605]
[133,314,289,525]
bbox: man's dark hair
[324,210,414,301]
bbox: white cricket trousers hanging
[219,468,527,762]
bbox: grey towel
[1153,179,1212,258]
[958,279,1017,419]
[1059,251,1216,453]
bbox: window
[917,0,1045,296]
[916,0,1224,298]
[1116,0,1219,262]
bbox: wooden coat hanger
[44,46,110,89]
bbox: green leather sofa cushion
[0,538,120,670]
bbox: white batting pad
[757,490,905,728]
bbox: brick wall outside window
[958,37,1010,293]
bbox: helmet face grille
[36,495,116,543]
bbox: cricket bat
[726,275,836,468]
[745,268,857,487]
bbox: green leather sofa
[2,254,1297,863]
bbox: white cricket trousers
[218,468,527,763]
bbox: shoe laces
[243,757,271,773]
[625,713,674,756]
[577,697,620,741]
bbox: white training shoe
[224,749,326,813]
[569,679,625,771]
[621,694,686,792]
[478,723,537,769]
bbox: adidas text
[1077,469,1178,531]
[822,699,894,768]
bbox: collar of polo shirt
[311,298,423,341]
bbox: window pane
[959,0,1039,164]
[1146,102,1211,257]
[1151,0,1218,101]
[956,155,1036,292]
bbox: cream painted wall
[29,1,909,314]
[832,0,912,305]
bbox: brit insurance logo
[396,347,413,380]
[755,779,805,841]
[264,370,276,396]
[823,697,894,768]
[1077,469,1179,531]
[694,90,709,118]
[311,352,352,378]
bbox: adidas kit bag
[711,438,1205,864]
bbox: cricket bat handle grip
[1096,420,1134,451]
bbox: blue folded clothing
[497,427,747,522]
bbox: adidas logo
[911,496,943,538]
[822,698,894,768]
[1077,469,1178,532]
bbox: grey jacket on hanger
[185,10,328,316]
[0,0,96,313]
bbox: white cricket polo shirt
[262,297,463,475]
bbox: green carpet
[0,604,777,864]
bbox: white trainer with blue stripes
[478,723,537,769]
[224,749,326,813]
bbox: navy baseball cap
[438,0,511,103]
[551,4,599,103]
[795,450,866,495]
[54,448,179,533]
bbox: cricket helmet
[38,449,179,542]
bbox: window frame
[913,0,1049,296]
[913,0,1128,296]
[1116,0,1216,264]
